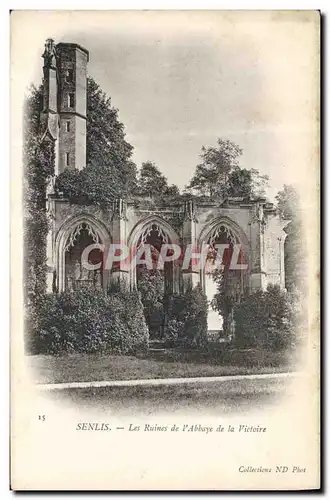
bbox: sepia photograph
[10,10,320,490]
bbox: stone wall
[47,197,288,294]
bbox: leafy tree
[275,185,305,291]
[86,77,137,195]
[227,168,269,199]
[187,139,243,197]
[276,184,301,220]
[234,284,302,350]
[187,138,268,199]
[136,161,180,199]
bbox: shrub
[163,318,184,346]
[137,269,165,339]
[34,287,149,355]
[233,284,301,350]
[167,284,208,347]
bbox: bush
[233,284,301,350]
[163,318,184,346]
[167,284,208,347]
[33,287,149,355]
[137,269,165,338]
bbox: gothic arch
[55,213,111,292]
[198,216,251,336]
[127,215,181,289]
[198,216,249,249]
[198,216,250,295]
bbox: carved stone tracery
[138,223,170,246]
[208,224,239,247]
[64,222,100,252]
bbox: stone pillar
[262,215,289,289]
[110,199,129,289]
[46,197,56,293]
[248,203,267,291]
[181,201,200,291]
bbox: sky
[16,10,319,201]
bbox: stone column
[46,196,56,293]
[181,201,200,291]
[109,199,129,289]
[248,203,267,291]
[262,214,289,289]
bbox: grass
[28,347,296,385]
[55,376,293,415]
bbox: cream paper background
[10,10,320,490]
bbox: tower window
[68,93,74,108]
[65,153,70,166]
[66,121,70,132]
[65,69,74,82]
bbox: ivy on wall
[23,85,55,310]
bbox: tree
[276,184,301,220]
[136,161,180,199]
[227,168,269,199]
[234,284,301,350]
[275,185,305,291]
[86,77,137,195]
[187,139,243,197]
[187,138,268,199]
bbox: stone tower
[41,39,89,174]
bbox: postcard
[10,10,320,490]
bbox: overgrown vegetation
[233,284,304,350]
[137,269,165,339]
[24,71,303,358]
[165,284,208,347]
[33,288,149,355]
[275,184,306,292]
[23,86,55,308]
[135,161,180,200]
[186,138,269,199]
[23,85,55,353]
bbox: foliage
[135,161,180,200]
[86,77,137,191]
[164,318,185,346]
[275,184,306,291]
[55,163,126,206]
[233,284,302,350]
[187,138,268,199]
[166,284,208,347]
[276,184,301,220]
[137,269,165,338]
[187,139,242,197]
[227,168,269,199]
[210,268,243,335]
[34,288,149,355]
[23,85,55,312]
